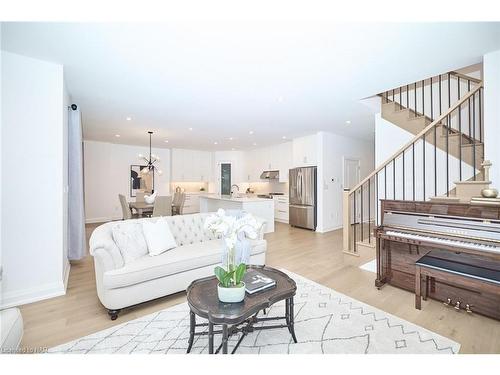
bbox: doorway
[220,163,232,195]
[343,158,360,190]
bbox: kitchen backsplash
[241,181,288,194]
[171,182,209,193]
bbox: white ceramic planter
[217,283,246,303]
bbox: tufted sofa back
[164,213,220,245]
[89,213,222,269]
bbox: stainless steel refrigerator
[289,166,317,230]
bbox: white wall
[83,140,171,223]
[317,131,374,233]
[1,51,68,308]
[483,49,500,188]
[62,82,70,284]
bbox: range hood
[260,170,280,180]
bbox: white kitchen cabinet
[171,148,212,182]
[243,142,292,183]
[274,195,289,223]
[292,134,318,167]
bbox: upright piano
[376,200,500,320]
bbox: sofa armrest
[89,222,125,270]
[92,248,118,273]
[256,218,266,240]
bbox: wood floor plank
[18,222,500,353]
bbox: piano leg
[375,237,386,289]
[415,265,422,310]
[422,276,428,301]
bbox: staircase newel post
[343,189,351,253]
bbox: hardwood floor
[19,222,500,353]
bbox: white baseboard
[316,225,342,234]
[0,281,67,309]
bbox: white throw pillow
[112,222,149,264]
[142,218,177,256]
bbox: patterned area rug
[49,271,460,354]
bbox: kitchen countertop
[199,194,272,203]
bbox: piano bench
[415,252,500,312]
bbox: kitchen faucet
[231,184,240,197]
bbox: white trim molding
[0,281,67,309]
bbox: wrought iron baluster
[439,74,442,116]
[423,133,426,200]
[434,120,437,197]
[353,192,357,252]
[402,151,405,200]
[393,160,396,199]
[412,143,415,201]
[414,82,417,116]
[422,80,425,118]
[473,92,476,181]
[384,165,387,200]
[446,114,450,196]
[360,185,364,242]
[368,180,371,243]
[430,76,433,120]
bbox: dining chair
[172,193,186,216]
[119,194,139,220]
[135,191,146,202]
[152,196,172,217]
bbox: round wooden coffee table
[186,265,297,354]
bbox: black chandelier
[138,131,163,176]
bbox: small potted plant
[214,264,247,303]
[204,209,262,303]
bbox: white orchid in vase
[204,209,262,289]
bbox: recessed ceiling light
[346,120,351,124]
[188,127,193,131]
[126,116,132,121]
[115,134,121,138]
[249,130,254,135]
[164,140,169,143]
[231,148,236,151]
[214,141,218,145]
[282,136,287,140]
[253,142,257,146]
[229,137,234,141]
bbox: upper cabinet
[171,148,212,182]
[245,142,292,183]
[292,134,318,167]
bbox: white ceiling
[2,22,500,150]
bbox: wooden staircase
[343,71,485,256]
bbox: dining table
[129,201,154,217]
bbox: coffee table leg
[187,311,195,353]
[222,324,228,354]
[287,298,298,343]
[208,322,214,354]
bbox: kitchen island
[199,195,275,233]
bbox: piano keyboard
[385,230,500,254]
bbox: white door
[343,158,360,190]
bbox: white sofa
[90,213,267,320]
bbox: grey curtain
[68,107,86,260]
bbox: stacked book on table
[470,196,500,206]
[243,270,276,294]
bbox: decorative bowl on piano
[481,188,498,198]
